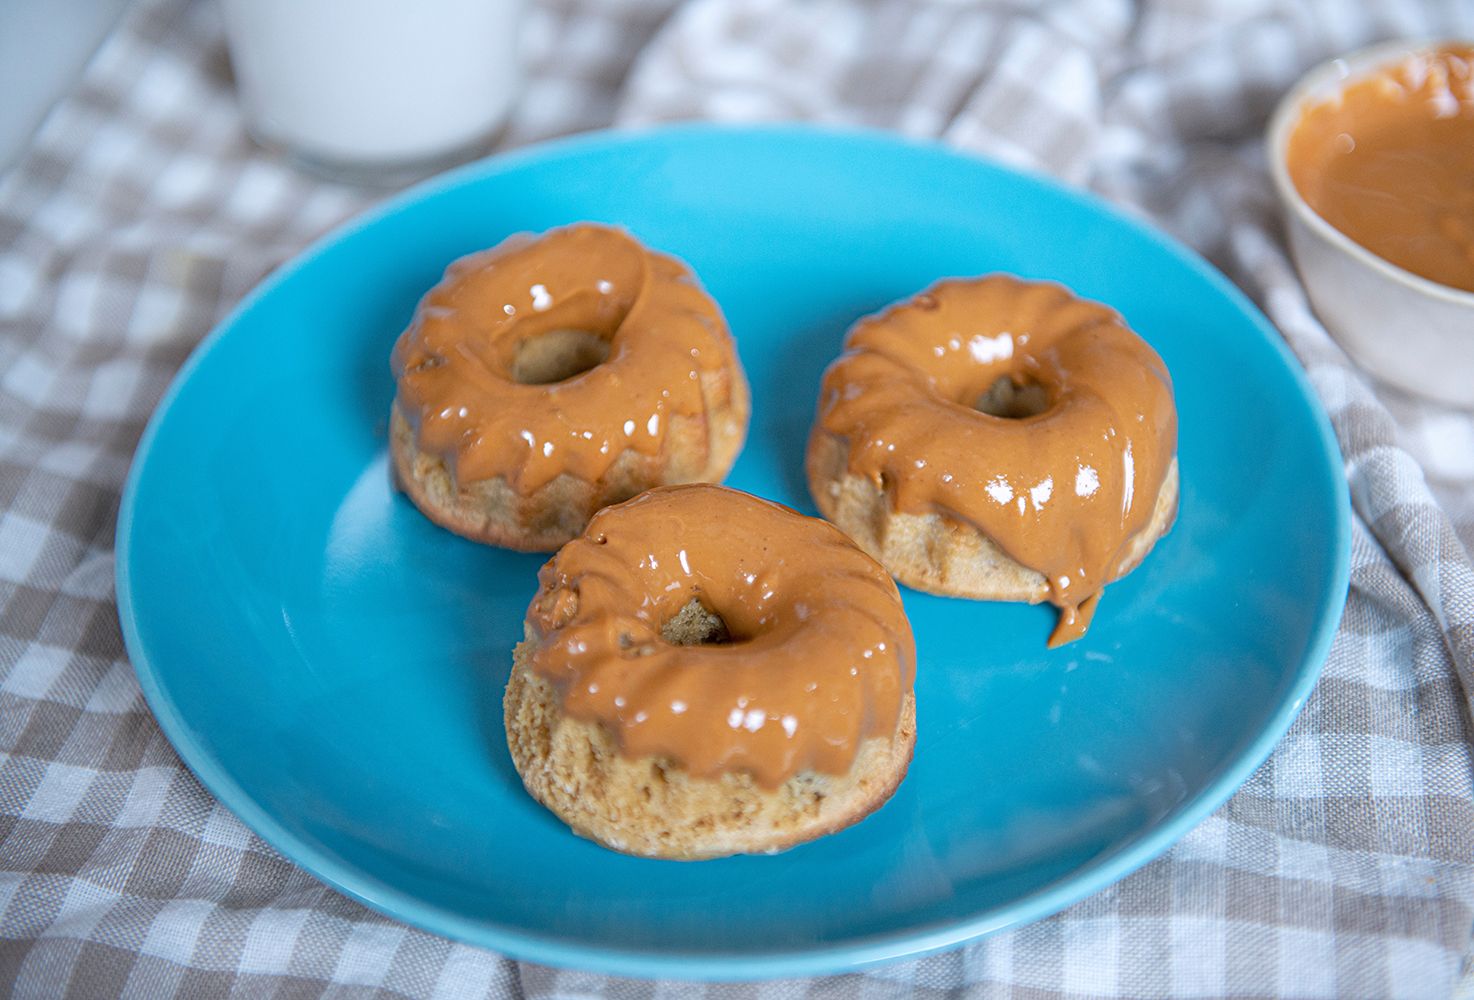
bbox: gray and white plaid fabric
[2,0,1472,996]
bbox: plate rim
[115,122,1352,981]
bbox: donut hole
[973,375,1051,419]
[511,329,611,385]
[661,598,737,646]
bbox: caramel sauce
[391,224,741,491]
[525,485,916,789]
[813,276,1177,645]
[1287,45,1474,293]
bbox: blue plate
[116,125,1350,980]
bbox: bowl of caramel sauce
[1268,41,1474,408]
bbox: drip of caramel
[525,485,916,789]
[1287,45,1474,293]
[391,225,740,491]
[813,276,1177,644]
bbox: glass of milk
[221,0,523,182]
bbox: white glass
[221,0,523,182]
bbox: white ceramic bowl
[1267,39,1474,409]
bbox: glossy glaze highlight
[391,224,743,492]
[524,485,916,789]
[812,275,1177,644]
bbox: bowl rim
[1265,37,1474,309]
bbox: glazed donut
[504,484,917,860]
[390,224,750,550]
[807,274,1178,646]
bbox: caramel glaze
[812,275,1177,645]
[525,484,916,789]
[391,224,743,492]
[1288,45,1474,293]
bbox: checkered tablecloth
[2,0,1472,996]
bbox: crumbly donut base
[503,638,917,860]
[389,371,748,551]
[807,430,1180,601]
